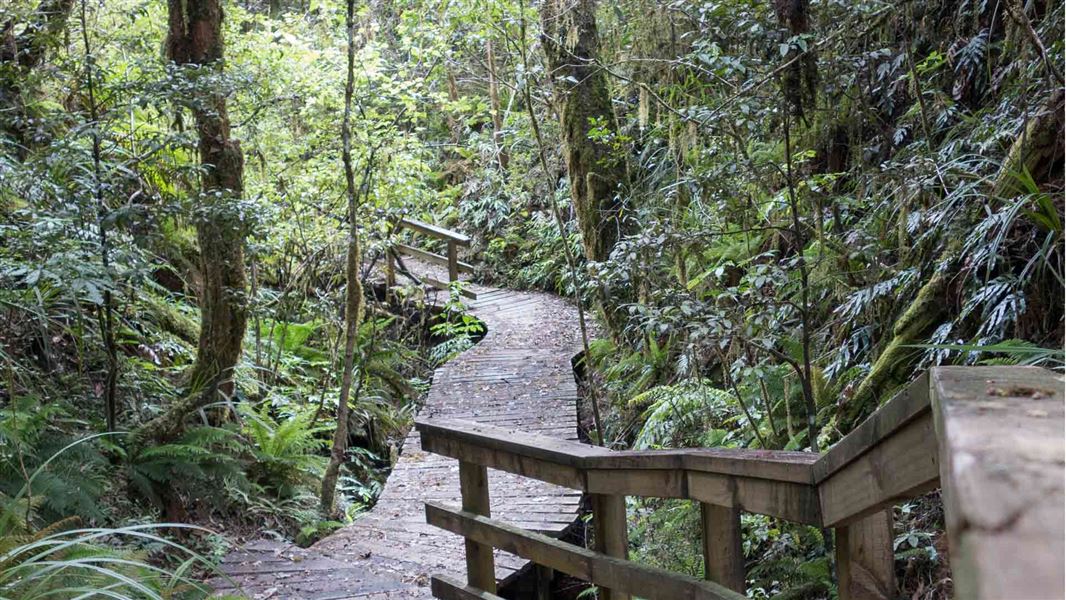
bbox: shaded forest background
[0,0,1062,597]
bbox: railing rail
[416,366,1064,600]
[386,217,475,298]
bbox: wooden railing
[386,217,474,298]
[415,366,1064,600]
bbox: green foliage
[744,515,830,599]
[628,499,704,577]
[0,423,222,598]
[0,400,109,531]
[241,405,329,499]
[0,522,220,599]
[127,427,247,512]
[910,339,1065,368]
[429,286,486,365]
[630,380,736,449]
[0,0,1062,597]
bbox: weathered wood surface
[419,419,817,482]
[395,243,475,274]
[215,263,587,599]
[430,576,506,600]
[834,510,895,600]
[419,419,822,523]
[422,366,1064,600]
[930,366,1065,600]
[701,502,744,593]
[813,373,931,482]
[591,493,630,600]
[425,503,746,600]
[815,374,940,527]
[399,218,472,245]
[459,461,495,593]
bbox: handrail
[386,218,475,298]
[399,217,471,245]
[416,366,1064,599]
[418,418,822,524]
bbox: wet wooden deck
[216,274,586,598]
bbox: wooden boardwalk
[217,276,586,598]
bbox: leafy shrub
[0,400,110,530]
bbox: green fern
[0,403,110,532]
[127,427,246,510]
[240,405,328,499]
[909,339,1065,367]
[631,379,735,449]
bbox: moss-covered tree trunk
[844,259,953,427]
[135,0,246,444]
[994,88,1064,196]
[540,0,626,262]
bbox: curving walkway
[217,274,587,599]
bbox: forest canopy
[0,0,1062,597]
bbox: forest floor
[214,263,588,599]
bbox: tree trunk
[445,67,462,144]
[486,37,508,170]
[321,0,365,514]
[134,0,246,444]
[774,0,818,121]
[993,88,1064,196]
[844,259,952,428]
[78,0,119,432]
[540,0,626,262]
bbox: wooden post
[835,510,894,600]
[930,366,1065,599]
[591,494,630,600]
[447,240,459,283]
[534,564,553,600]
[459,461,495,593]
[700,502,745,593]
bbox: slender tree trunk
[444,66,462,144]
[321,0,365,513]
[78,0,118,432]
[486,37,508,170]
[540,0,626,262]
[134,0,246,444]
[782,109,819,454]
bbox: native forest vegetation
[0,0,1062,597]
